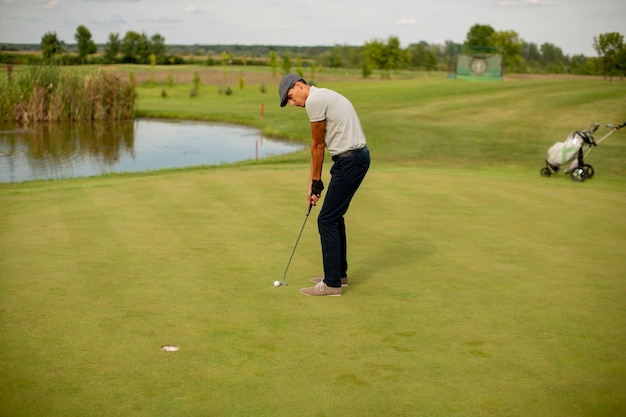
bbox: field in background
[132,66,626,183]
[1,70,625,417]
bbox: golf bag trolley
[540,121,626,182]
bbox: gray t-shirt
[305,86,367,156]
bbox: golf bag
[540,121,625,182]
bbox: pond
[0,119,306,183]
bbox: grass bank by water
[135,70,626,183]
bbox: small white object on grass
[274,280,281,287]
[161,345,179,352]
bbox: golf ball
[274,280,281,287]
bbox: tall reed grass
[0,65,136,123]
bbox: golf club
[277,204,313,286]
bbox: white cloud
[41,0,59,9]
[0,0,615,57]
[184,4,201,13]
[396,18,416,25]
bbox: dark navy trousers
[319,147,370,288]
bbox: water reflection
[1,122,136,182]
[0,120,305,183]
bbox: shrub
[0,65,136,123]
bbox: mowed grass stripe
[5,164,624,416]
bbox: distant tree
[363,40,384,77]
[74,25,97,64]
[220,51,230,66]
[407,41,438,71]
[569,54,596,75]
[464,24,496,51]
[122,31,140,63]
[149,33,166,63]
[540,43,566,73]
[618,44,626,79]
[424,50,438,71]
[327,46,343,68]
[41,31,62,62]
[320,45,362,69]
[522,42,542,71]
[406,43,420,68]
[104,33,121,64]
[386,36,405,74]
[309,62,317,83]
[526,43,541,62]
[295,55,304,77]
[492,30,524,72]
[137,33,151,63]
[594,32,625,80]
[347,45,365,68]
[268,51,278,79]
[281,54,292,75]
[221,51,229,80]
[364,36,404,78]
[122,31,149,64]
[193,71,201,90]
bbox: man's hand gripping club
[309,179,324,206]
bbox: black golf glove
[311,179,324,197]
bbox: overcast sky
[1,0,624,56]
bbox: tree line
[0,23,624,79]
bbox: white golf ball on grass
[274,280,281,287]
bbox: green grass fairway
[1,72,625,417]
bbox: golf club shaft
[282,204,313,281]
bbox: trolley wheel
[582,164,595,179]
[540,167,552,177]
[570,167,586,182]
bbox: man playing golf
[279,74,370,296]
